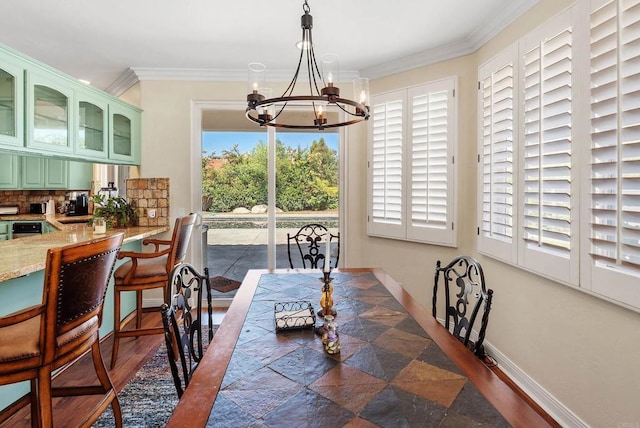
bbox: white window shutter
[588,0,640,308]
[368,91,405,239]
[477,47,518,263]
[519,9,578,285]
[407,78,457,246]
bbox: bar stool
[0,233,124,428]
[110,214,197,369]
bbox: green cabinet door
[0,51,24,149]
[75,90,108,161]
[0,153,19,189]
[68,161,93,190]
[21,157,69,189]
[0,221,10,240]
[109,102,140,165]
[45,158,68,189]
[25,68,74,155]
[21,156,45,188]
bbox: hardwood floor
[1,312,167,427]
[1,307,557,427]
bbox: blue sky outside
[202,131,338,156]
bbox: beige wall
[133,0,640,425]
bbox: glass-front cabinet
[0,51,24,148]
[75,90,108,161]
[1,45,141,165]
[26,69,74,154]
[109,102,140,164]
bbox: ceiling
[0,0,538,93]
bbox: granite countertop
[0,215,169,283]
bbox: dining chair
[110,213,197,369]
[0,233,125,428]
[161,262,214,398]
[432,255,494,359]
[287,223,339,269]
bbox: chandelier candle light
[246,0,370,130]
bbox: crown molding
[104,68,139,96]
[106,0,538,93]
[361,0,539,80]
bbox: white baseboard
[482,340,588,427]
[434,318,587,427]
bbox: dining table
[166,268,552,427]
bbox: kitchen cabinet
[68,161,93,190]
[0,221,9,240]
[109,103,140,164]
[0,51,24,149]
[75,90,108,161]
[25,68,74,155]
[0,153,19,189]
[20,157,93,190]
[1,155,91,190]
[0,44,141,165]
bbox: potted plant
[91,194,138,229]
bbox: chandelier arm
[306,29,324,96]
[281,35,307,99]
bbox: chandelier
[245,0,370,130]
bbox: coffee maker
[67,192,89,216]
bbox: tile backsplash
[0,190,73,214]
[125,178,170,227]
[0,178,170,226]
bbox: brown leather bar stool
[110,213,197,369]
[0,233,124,428]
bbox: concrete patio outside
[202,212,339,292]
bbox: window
[478,48,517,263]
[586,0,640,308]
[368,77,457,246]
[478,0,640,310]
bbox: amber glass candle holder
[318,271,336,318]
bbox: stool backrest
[165,213,198,274]
[43,233,124,362]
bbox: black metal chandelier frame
[245,0,370,130]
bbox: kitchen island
[0,217,169,413]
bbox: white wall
[133,1,640,424]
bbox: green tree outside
[203,138,338,212]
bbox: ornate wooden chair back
[287,223,339,269]
[0,232,124,427]
[432,255,494,359]
[161,262,214,398]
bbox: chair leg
[136,290,143,330]
[111,288,121,369]
[29,379,42,428]
[36,366,53,428]
[91,341,123,428]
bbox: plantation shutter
[588,0,640,307]
[477,48,517,262]
[368,91,404,238]
[519,10,577,284]
[407,79,456,245]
